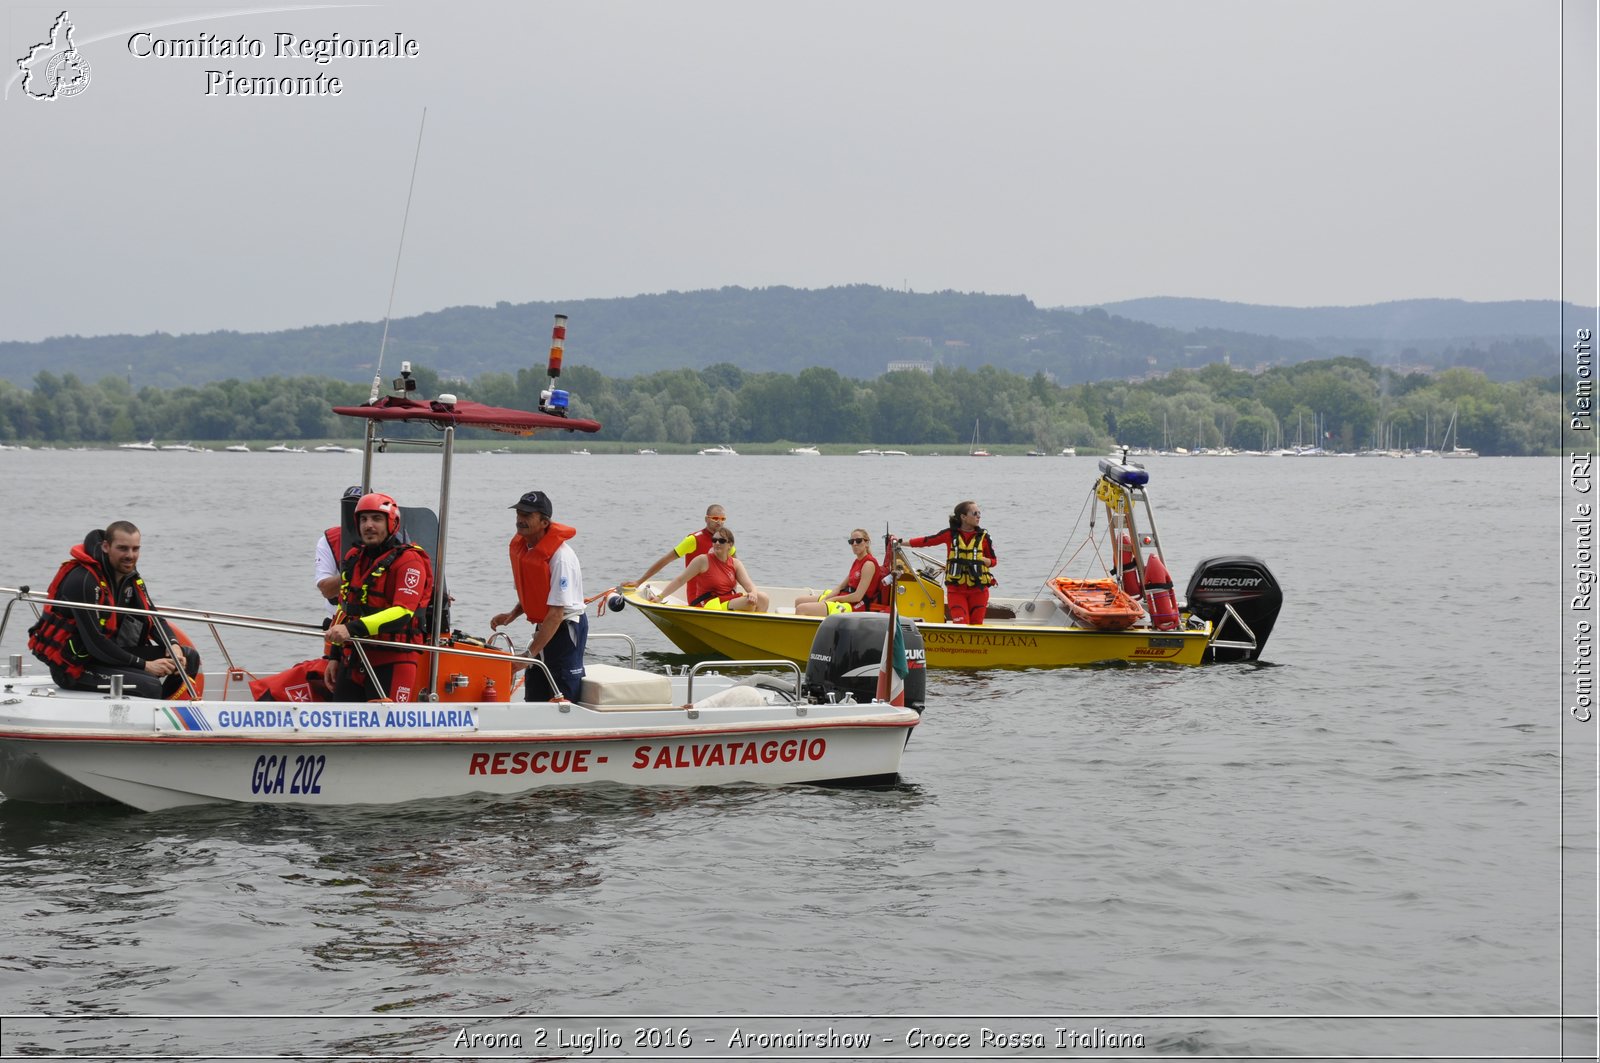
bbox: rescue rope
[1034,487,1113,599]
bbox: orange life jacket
[511,522,577,622]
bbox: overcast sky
[0,0,1592,342]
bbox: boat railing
[585,631,639,668]
[684,659,801,714]
[1205,602,1263,659]
[0,585,556,703]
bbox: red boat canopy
[333,396,601,437]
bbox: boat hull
[0,679,917,811]
[624,588,1212,668]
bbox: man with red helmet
[325,491,434,703]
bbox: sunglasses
[711,537,731,544]
[847,537,867,545]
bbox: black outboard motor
[1184,556,1283,663]
[803,613,926,715]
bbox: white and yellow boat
[623,455,1283,670]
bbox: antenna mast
[371,107,428,402]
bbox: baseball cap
[511,490,553,517]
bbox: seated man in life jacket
[324,492,434,703]
[28,521,202,698]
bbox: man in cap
[315,485,367,615]
[491,489,588,702]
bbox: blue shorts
[524,613,588,702]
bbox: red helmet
[355,492,400,535]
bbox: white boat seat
[579,663,675,710]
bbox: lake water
[0,449,1593,1060]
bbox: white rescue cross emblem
[404,569,421,590]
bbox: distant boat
[224,444,251,453]
[880,449,909,457]
[313,443,346,453]
[265,443,306,454]
[635,448,657,455]
[1440,407,1479,459]
[570,448,592,456]
[969,420,992,457]
[1059,446,1077,457]
[1025,449,1046,457]
[118,440,157,451]
[698,444,738,456]
[857,448,882,456]
[789,445,821,456]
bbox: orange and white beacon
[539,314,569,416]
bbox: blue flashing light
[1097,458,1149,487]
[544,388,570,413]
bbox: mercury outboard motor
[1184,556,1283,663]
[803,613,926,715]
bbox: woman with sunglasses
[905,500,997,624]
[794,529,883,616]
[645,526,770,612]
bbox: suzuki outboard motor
[803,613,926,715]
[1184,556,1283,663]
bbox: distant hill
[0,286,1576,389]
[1083,296,1588,375]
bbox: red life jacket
[28,544,156,679]
[844,552,885,611]
[681,528,720,606]
[336,541,433,663]
[689,551,740,606]
[248,658,329,702]
[510,522,577,622]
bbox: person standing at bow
[490,489,588,703]
[28,521,201,698]
[325,492,434,703]
[905,500,998,625]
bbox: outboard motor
[803,612,926,715]
[1184,556,1283,663]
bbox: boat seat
[578,663,676,710]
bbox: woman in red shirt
[646,527,770,612]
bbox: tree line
[0,356,1566,456]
